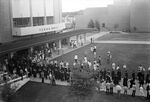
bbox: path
[95,40,150,45]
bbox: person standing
[110,81,114,94]
[116,84,122,98]
[74,55,78,63]
[107,51,112,64]
[97,56,102,66]
[49,72,52,85]
[139,86,145,97]
[132,83,136,97]
[146,83,150,100]
[123,76,128,95]
[41,71,45,83]
[93,45,97,58]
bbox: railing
[12,23,66,36]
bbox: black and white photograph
[0,0,150,102]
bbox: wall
[0,0,12,43]
[75,0,130,31]
[75,7,108,29]
[107,4,130,31]
[45,0,54,16]
[53,0,62,23]
[130,0,150,32]
[32,0,44,17]
[12,0,30,18]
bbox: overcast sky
[62,0,114,12]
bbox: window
[13,18,30,27]
[47,16,54,24]
[33,17,44,26]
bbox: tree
[95,20,100,31]
[87,19,95,28]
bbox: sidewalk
[49,31,109,61]
[95,40,150,45]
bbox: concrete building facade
[0,0,62,43]
[75,0,150,33]
[130,0,150,32]
[75,0,130,31]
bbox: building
[75,0,130,32]
[75,0,150,33]
[0,0,63,43]
[130,0,150,32]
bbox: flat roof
[0,29,95,56]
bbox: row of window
[13,16,54,27]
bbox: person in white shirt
[112,63,116,70]
[139,86,145,97]
[116,84,122,97]
[91,46,93,52]
[84,56,88,63]
[74,55,78,63]
[93,62,97,71]
[123,64,127,69]
[116,66,120,70]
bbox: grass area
[96,33,150,41]
[10,81,147,102]
[53,43,150,78]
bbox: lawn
[10,81,147,102]
[96,33,150,41]
[53,43,150,78]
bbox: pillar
[59,39,62,49]
[76,35,79,45]
[84,33,86,43]
[29,0,33,26]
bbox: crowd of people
[0,42,150,100]
[71,45,150,100]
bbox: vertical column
[84,33,86,43]
[76,35,79,45]
[28,47,33,57]
[29,0,33,26]
[44,0,47,25]
[59,39,62,49]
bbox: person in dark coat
[146,73,150,84]
[41,71,44,83]
[111,69,115,81]
[147,83,150,100]
[123,76,128,87]
[117,68,121,82]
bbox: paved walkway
[48,31,109,60]
[95,40,150,45]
